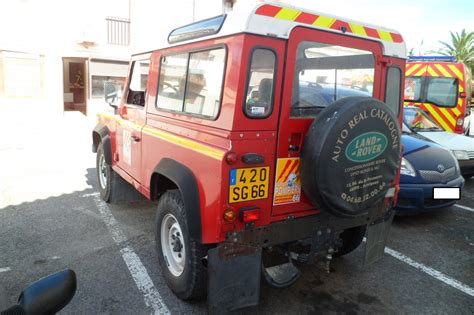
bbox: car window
[291,41,374,118]
[404,108,443,131]
[385,67,401,116]
[404,76,423,102]
[157,48,226,119]
[157,53,188,111]
[426,77,458,107]
[243,48,276,118]
[126,60,149,106]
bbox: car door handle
[131,135,141,142]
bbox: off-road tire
[96,142,113,202]
[335,225,367,257]
[155,190,207,300]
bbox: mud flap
[207,244,261,314]
[364,211,394,266]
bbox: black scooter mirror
[18,269,76,314]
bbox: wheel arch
[151,158,202,243]
[92,124,112,165]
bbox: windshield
[404,108,443,131]
[291,41,375,117]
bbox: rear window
[243,48,276,118]
[404,76,422,102]
[426,77,458,107]
[291,41,374,118]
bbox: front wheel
[96,143,112,202]
[155,190,207,300]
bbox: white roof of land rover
[163,2,406,58]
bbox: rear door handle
[131,135,141,142]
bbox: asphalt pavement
[0,112,473,314]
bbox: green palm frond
[436,29,474,66]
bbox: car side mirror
[18,269,77,314]
[104,81,121,110]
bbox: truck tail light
[456,117,463,126]
[240,207,260,223]
[225,151,238,165]
[223,209,237,222]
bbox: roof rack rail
[408,56,456,62]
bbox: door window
[243,48,276,118]
[385,67,402,115]
[404,76,423,102]
[291,42,375,118]
[126,60,150,106]
[426,77,458,107]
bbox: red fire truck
[404,56,472,135]
[93,2,405,312]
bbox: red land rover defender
[93,3,405,312]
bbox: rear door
[272,27,383,217]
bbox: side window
[126,60,149,106]
[291,42,375,118]
[157,53,188,111]
[385,67,402,115]
[184,49,225,118]
[157,48,226,119]
[243,49,276,118]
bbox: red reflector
[241,208,260,223]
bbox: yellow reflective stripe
[434,64,451,77]
[452,107,461,116]
[414,66,427,76]
[406,64,422,76]
[349,23,367,37]
[427,66,439,77]
[97,114,225,160]
[448,65,464,80]
[424,105,452,131]
[141,127,225,160]
[377,30,393,42]
[274,8,300,21]
[438,108,455,126]
[313,15,336,28]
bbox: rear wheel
[155,190,207,300]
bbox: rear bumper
[395,176,464,214]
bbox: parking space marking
[0,267,11,273]
[92,195,170,314]
[385,247,474,297]
[453,204,474,212]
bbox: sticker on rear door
[273,158,301,205]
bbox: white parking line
[0,267,11,273]
[384,247,474,297]
[92,195,170,314]
[453,204,474,212]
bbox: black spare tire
[301,97,401,217]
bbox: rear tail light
[456,117,463,126]
[225,151,238,165]
[223,209,237,222]
[240,207,260,223]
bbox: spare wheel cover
[300,96,401,217]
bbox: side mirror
[18,269,77,314]
[104,81,121,110]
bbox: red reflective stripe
[430,105,455,130]
[283,160,299,182]
[255,4,282,17]
[364,27,380,39]
[330,20,351,32]
[390,32,403,43]
[294,12,319,24]
[277,160,292,182]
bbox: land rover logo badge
[437,164,445,172]
[345,132,388,163]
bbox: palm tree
[437,29,474,67]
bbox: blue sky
[276,0,473,54]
